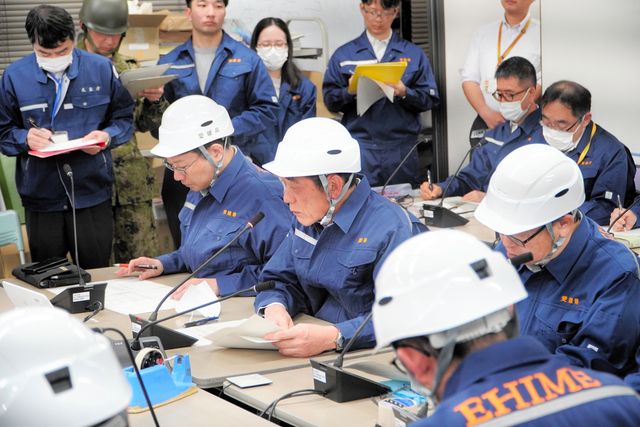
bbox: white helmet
[475,144,585,236]
[0,307,132,427]
[373,230,527,352]
[151,95,234,158]
[263,117,361,178]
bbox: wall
[442,1,540,173]
[226,0,364,72]
[540,0,640,155]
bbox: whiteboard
[226,0,364,72]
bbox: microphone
[130,280,276,351]
[310,311,391,403]
[148,211,265,321]
[380,137,427,199]
[50,164,107,314]
[509,252,533,268]
[422,140,487,228]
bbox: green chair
[0,210,26,264]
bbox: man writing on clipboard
[461,0,541,149]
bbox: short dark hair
[25,5,75,48]
[309,174,357,192]
[186,0,228,8]
[541,81,591,119]
[250,17,303,89]
[494,56,537,90]
[361,0,401,9]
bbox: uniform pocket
[335,249,378,314]
[534,304,584,347]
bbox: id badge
[484,78,497,94]
[51,131,69,144]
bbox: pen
[427,170,433,192]
[27,117,55,144]
[113,263,158,269]
[618,194,627,232]
[183,316,219,328]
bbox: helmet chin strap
[423,329,458,407]
[318,173,354,226]
[84,31,122,57]
[526,210,580,272]
[198,137,228,196]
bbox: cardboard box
[120,13,167,62]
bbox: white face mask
[35,50,73,74]
[499,88,530,123]
[257,46,288,71]
[542,121,583,152]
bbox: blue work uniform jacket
[251,76,317,166]
[159,32,278,160]
[254,176,427,350]
[496,216,640,377]
[438,108,541,197]
[156,148,292,294]
[529,122,636,226]
[0,49,134,212]
[415,337,640,427]
[323,32,439,187]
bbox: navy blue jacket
[496,216,640,377]
[323,32,439,187]
[415,337,640,426]
[0,49,134,211]
[255,176,427,349]
[158,32,278,159]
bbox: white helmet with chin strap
[475,144,585,270]
[0,307,131,427]
[373,230,527,404]
[263,117,361,225]
[152,95,235,191]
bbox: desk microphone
[130,280,276,351]
[423,140,487,228]
[380,137,428,199]
[50,164,107,314]
[148,211,265,321]
[310,311,390,403]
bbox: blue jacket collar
[353,31,407,56]
[208,146,245,203]
[331,175,371,234]
[176,31,236,60]
[443,337,552,399]
[543,213,591,284]
[34,48,81,84]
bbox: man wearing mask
[420,56,539,202]
[534,80,636,226]
[0,5,134,268]
[77,0,165,262]
[156,0,278,249]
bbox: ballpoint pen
[27,117,55,144]
[427,170,433,192]
[113,263,158,269]
[183,316,219,328]
[617,194,627,232]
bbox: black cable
[258,389,326,421]
[219,382,233,397]
[381,137,427,198]
[83,301,103,323]
[607,197,640,233]
[96,327,160,427]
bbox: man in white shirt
[461,0,541,147]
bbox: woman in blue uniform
[249,18,317,165]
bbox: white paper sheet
[206,315,282,350]
[175,281,221,318]
[356,76,395,116]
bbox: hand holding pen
[618,195,627,232]
[113,257,164,280]
[26,117,55,150]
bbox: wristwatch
[334,330,345,352]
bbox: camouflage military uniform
[77,36,168,262]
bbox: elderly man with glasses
[475,143,640,381]
[421,56,540,202]
[535,80,636,226]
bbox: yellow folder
[348,62,408,92]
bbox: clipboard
[119,63,178,99]
[348,62,407,92]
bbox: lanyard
[577,124,596,165]
[48,72,64,130]
[497,17,532,66]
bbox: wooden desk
[224,352,396,427]
[129,388,272,427]
[1,268,388,388]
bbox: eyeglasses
[163,153,201,175]
[492,87,529,102]
[540,117,582,132]
[501,225,546,248]
[257,41,287,49]
[362,5,398,18]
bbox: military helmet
[80,0,130,35]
